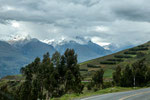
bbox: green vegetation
[100,61,117,65]
[129,47,148,51]
[80,41,150,80]
[114,55,132,58]
[104,69,114,78]
[90,69,104,91]
[0,49,83,100]
[52,87,142,100]
[113,58,150,87]
[87,64,100,68]
[1,41,150,100]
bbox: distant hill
[0,37,112,78]
[0,41,29,77]
[80,41,150,80]
[0,38,56,78]
[55,40,111,62]
[11,38,56,60]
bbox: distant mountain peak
[41,36,91,47]
[7,35,40,47]
[8,34,32,44]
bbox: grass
[104,69,114,78]
[52,87,142,100]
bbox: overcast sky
[0,0,150,47]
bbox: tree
[52,51,61,67]
[132,58,148,86]
[92,69,104,89]
[64,49,83,93]
[113,66,121,86]
[120,65,133,87]
[18,49,83,99]
[19,81,32,100]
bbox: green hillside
[80,41,150,80]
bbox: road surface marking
[119,91,150,100]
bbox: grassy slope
[80,41,150,80]
[52,87,143,100]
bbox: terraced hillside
[80,41,150,81]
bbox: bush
[138,45,145,47]
[80,69,88,71]
[103,82,113,89]
[94,87,98,92]
[100,61,117,65]
[100,61,116,65]
[129,47,148,51]
[114,55,132,58]
[107,59,123,62]
[136,52,146,58]
[87,64,100,68]
[124,51,137,55]
[146,81,150,87]
[87,83,92,90]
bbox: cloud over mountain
[0,0,150,47]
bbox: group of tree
[14,49,83,100]
[113,58,150,87]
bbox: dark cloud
[112,0,150,22]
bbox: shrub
[80,69,88,71]
[129,47,148,51]
[107,59,123,62]
[87,64,100,68]
[87,83,92,90]
[100,61,116,65]
[103,82,113,89]
[136,52,146,58]
[124,51,137,55]
[114,55,132,58]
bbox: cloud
[0,0,150,47]
[111,0,150,22]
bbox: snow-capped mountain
[8,34,32,45]
[8,36,111,62]
[41,36,90,47]
[55,40,111,62]
[40,36,111,62]
[8,36,56,59]
[0,35,130,78]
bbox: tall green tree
[113,66,121,86]
[64,49,83,93]
[19,81,32,100]
[92,69,104,89]
[132,58,148,86]
[52,51,61,67]
[120,65,133,87]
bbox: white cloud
[94,26,109,32]
[11,21,20,28]
[1,5,16,11]
[91,37,110,46]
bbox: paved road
[81,88,150,100]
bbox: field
[80,41,150,81]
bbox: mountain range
[0,36,116,77]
